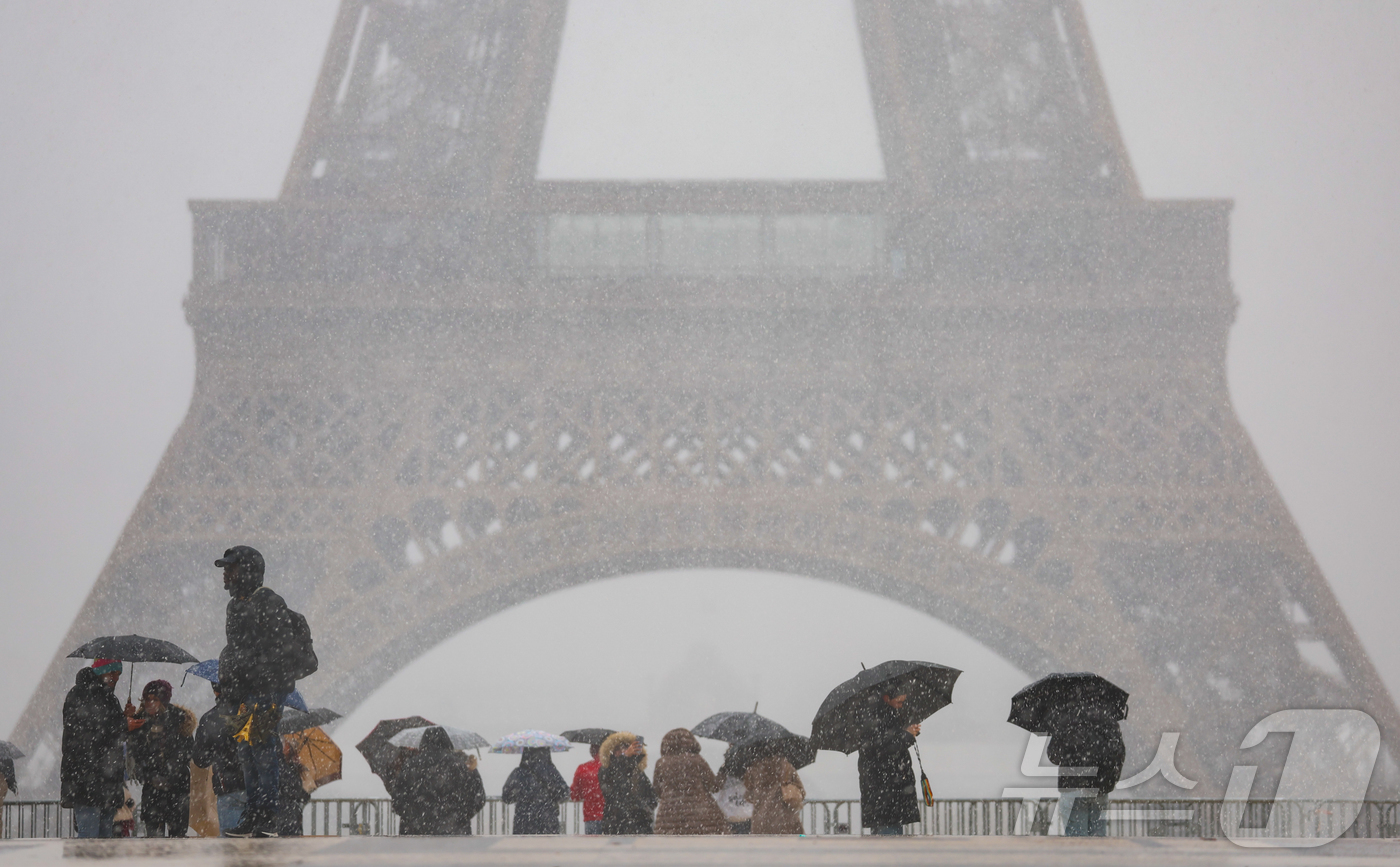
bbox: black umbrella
[0,740,23,761]
[810,660,962,754]
[560,728,616,748]
[693,711,793,744]
[1008,672,1128,734]
[693,711,817,770]
[67,635,199,664]
[68,635,201,704]
[279,707,342,735]
[356,716,435,780]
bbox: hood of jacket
[660,728,701,756]
[598,731,647,771]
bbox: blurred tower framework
[13,0,1399,796]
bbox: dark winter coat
[391,729,487,835]
[193,705,244,796]
[856,697,919,829]
[501,748,569,835]
[60,668,126,809]
[598,734,656,835]
[653,729,727,835]
[1045,705,1125,794]
[220,584,297,704]
[129,704,195,793]
[744,756,805,835]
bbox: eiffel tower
[13,0,1398,796]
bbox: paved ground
[4,837,1400,867]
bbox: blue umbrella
[182,659,308,711]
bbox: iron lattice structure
[13,0,1398,796]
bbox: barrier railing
[6,798,1400,839]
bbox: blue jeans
[236,696,284,829]
[583,820,603,835]
[872,825,904,835]
[1060,790,1107,837]
[217,791,247,834]
[74,806,116,838]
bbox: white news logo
[1000,709,1380,847]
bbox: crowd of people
[54,544,1125,838]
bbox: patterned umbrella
[390,725,490,751]
[491,729,572,753]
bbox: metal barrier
[7,798,1400,839]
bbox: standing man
[61,659,128,838]
[1046,704,1124,837]
[128,679,195,837]
[857,689,921,835]
[215,545,316,838]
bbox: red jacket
[570,758,605,821]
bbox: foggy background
[2,0,1398,797]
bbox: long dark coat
[653,729,727,835]
[1045,704,1125,794]
[856,698,919,829]
[501,748,569,835]
[598,752,656,834]
[60,668,126,809]
[391,729,488,835]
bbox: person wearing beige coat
[653,729,729,835]
[743,754,805,835]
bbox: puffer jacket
[653,729,727,835]
[60,668,126,809]
[598,732,656,835]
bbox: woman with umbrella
[652,729,727,835]
[392,727,487,835]
[498,731,571,835]
[597,732,657,835]
[743,740,807,835]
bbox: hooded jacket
[389,728,487,835]
[220,573,297,703]
[653,729,728,835]
[129,704,196,793]
[60,667,126,809]
[856,696,919,829]
[598,732,656,835]
[500,747,570,835]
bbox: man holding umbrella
[857,688,922,835]
[811,661,960,837]
[215,545,317,837]
[60,659,128,838]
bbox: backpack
[281,607,319,682]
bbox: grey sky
[1,0,1398,796]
